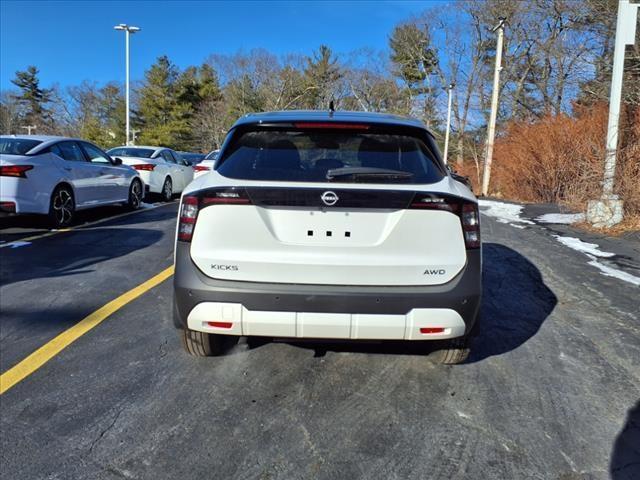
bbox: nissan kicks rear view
[173,111,481,364]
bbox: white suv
[173,111,481,364]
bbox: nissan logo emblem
[321,191,339,206]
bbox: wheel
[181,328,225,357]
[430,313,481,365]
[48,185,75,228]
[429,336,470,365]
[127,179,143,210]
[161,177,173,202]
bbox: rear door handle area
[63,167,72,172]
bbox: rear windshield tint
[107,147,155,158]
[217,129,444,184]
[0,138,43,155]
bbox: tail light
[177,188,251,242]
[132,164,155,171]
[410,193,480,249]
[193,165,210,172]
[0,201,16,213]
[461,203,480,248]
[0,165,33,178]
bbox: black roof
[232,110,430,132]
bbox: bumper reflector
[420,327,445,334]
[207,321,233,329]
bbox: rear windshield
[217,129,444,184]
[107,147,155,158]
[0,138,43,155]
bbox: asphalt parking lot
[1,202,639,479]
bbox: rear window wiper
[326,167,414,181]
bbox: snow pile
[140,202,156,209]
[535,213,585,224]
[478,199,534,225]
[553,236,615,258]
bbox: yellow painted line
[0,201,177,248]
[0,265,174,395]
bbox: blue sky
[0,0,439,90]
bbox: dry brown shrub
[486,104,640,220]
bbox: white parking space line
[0,201,177,248]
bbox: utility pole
[21,125,37,135]
[587,0,639,227]
[114,24,141,146]
[481,17,506,197]
[443,83,455,165]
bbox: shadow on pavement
[610,400,640,480]
[0,227,164,287]
[0,202,177,243]
[246,243,557,363]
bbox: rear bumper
[173,243,481,339]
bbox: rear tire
[180,328,225,357]
[429,336,470,365]
[48,185,75,228]
[161,177,173,202]
[127,179,143,210]
[429,314,480,365]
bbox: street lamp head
[113,24,141,33]
[448,83,456,90]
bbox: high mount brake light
[132,164,155,171]
[410,194,480,249]
[0,165,33,178]
[177,189,252,242]
[293,122,370,130]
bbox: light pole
[587,0,639,227]
[114,23,141,146]
[443,83,455,165]
[481,17,506,197]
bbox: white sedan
[0,135,143,227]
[107,146,194,201]
[193,149,219,179]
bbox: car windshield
[204,150,219,160]
[217,129,444,184]
[107,147,155,158]
[180,153,205,162]
[0,138,43,155]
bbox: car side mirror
[113,157,123,166]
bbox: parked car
[0,135,143,227]
[106,146,194,201]
[177,151,206,166]
[173,111,482,364]
[192,149,219,179]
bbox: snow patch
[535,213,585,224]
[587,257,640,287]
[456,411,471,419]
[140,202,156,209]
[553,235,615,258]
[478,199,534,225]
